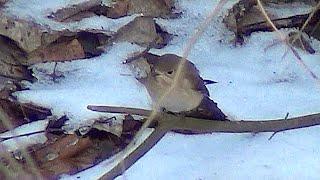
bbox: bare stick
[155,112,320,134]
[0,128,64,142]
[0,130,45,142]
[100,127,169,180]
[87,105,151,116]
[268,112,289,140]
[88,105,320,179]
[87,105,320,134]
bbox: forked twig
[87,104,320,179]
[88,105,320,134]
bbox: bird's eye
[167,70,174,74]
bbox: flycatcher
[128,53,227,120]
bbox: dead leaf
[48,0,102,22]
[127,0,173,17]
[223,0,319,44]
[0,100,52,133]
[0,13,62,53]
[28,39,85,63]
[32,131,122,178]
[112,16,161,47]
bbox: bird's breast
[150,84,204,112]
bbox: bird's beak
[152,69,162,77]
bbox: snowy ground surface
[2,0,320,179]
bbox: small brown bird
[128,53,227,120]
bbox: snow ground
[15,43,149,130]
[0,120,48,152]
[265,1,313,18]
[116,127,320,180]
[2,0,320,179]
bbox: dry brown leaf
[0,100,52,133]
[127,0,173,17]
[104,0,129,18]
[0,14,62,53]
[28,39,86,63]
[48,0,102,22]
[223,0,318,44]
[112,16,162,47]
[30,130,122,178]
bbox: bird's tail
[203,79,218,85]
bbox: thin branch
[0,128,64,142]
[88,105,320,179]
[0,130,45,142]
[87,105,151,117]
[87,105,320,134]
[100,127,168,180]
[268,112,289,140]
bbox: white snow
[1,0,320,179]
[0,120,48,152]
[1,133,47,152]
[15,43,150,130]
[265,1,313,18]
[116,127,320,180]
[0,120,48,138]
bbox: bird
[128,53,227,120]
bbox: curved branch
[171,113,320,133]
[100,127,168,180]
[87,105,320,133]
[88,105,320,179]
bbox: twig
[87,105,320,134]
[0,130,45,142]
[100,127,169,180]
[87,105,151,116]
[0,129,64,142]
[268,112,289,140]
[87,105,320,179]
